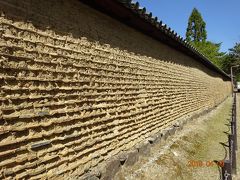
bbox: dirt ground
[234,94,240,180]
[114,95,240,180]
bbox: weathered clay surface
[0,0,231,179]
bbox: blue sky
[136,0,240,52]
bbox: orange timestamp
[187,160,224,167]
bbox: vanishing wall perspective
[0,0,231,179]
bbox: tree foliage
[186,8,225,69]
[186,8,240,80]
[191,41,226,68]
[221,43,240,80]
[186,8,207,42]
[229,43,240,59]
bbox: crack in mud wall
[0,0,231,179]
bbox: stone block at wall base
[101,158,121,180]
[82,174,100,180]
[124,149,139,166]
[136,142,150,156]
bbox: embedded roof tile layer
[81,0,230,79]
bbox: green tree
[192,41,226,68]
[221,43,240,80]
[186,8,207,42]
[229,43,240,59]
[186,8,225,68]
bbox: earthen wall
[0,0,231,179]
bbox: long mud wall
[0,0,231,179]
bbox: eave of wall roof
[80,0,230,80]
